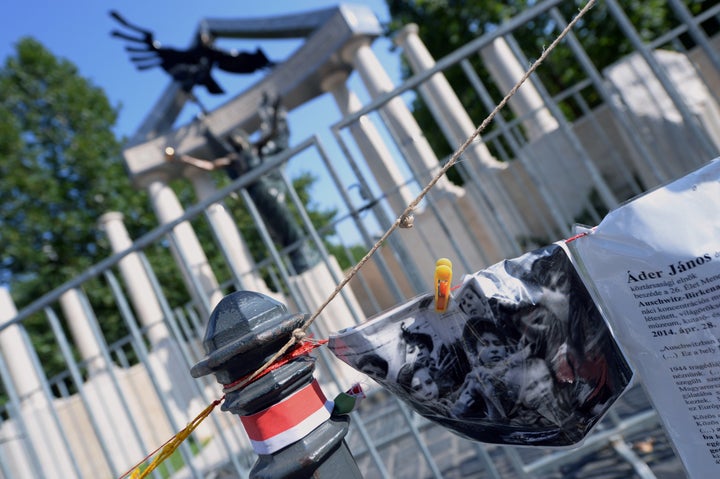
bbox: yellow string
[116,2,597,476]
[119,398,223,479]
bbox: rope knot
[399,212,414,229]
[292,328,307,342]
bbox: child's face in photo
[546,269,571,294]
[360,362,386,379]
[410,367,439,401]
[518,304,554,340]
[406,341,431,364]
[519,361,554,409]
[541,269,571,321]
[476,332,510,366]
[457,286,489,317]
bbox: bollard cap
[191,290,307,379]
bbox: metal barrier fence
[2,1,720,477]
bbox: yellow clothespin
[434,258,453,312]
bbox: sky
[1,0,410,245]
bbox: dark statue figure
[165,95,320,275]
[110,10,274,94]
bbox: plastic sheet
[329,244,633,446]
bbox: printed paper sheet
[571,159,720,475]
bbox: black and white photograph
[329,243,634,447]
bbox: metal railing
[3,1,719,477]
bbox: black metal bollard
[191,291,363,479]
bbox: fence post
[191,290,363,478]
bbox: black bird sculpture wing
[110,10,274,95]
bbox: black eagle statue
[110,10,275,95]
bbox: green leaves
[0,38,133,288]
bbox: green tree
[0,38,152,288]
[0,38,156,378]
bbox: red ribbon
[239,379,333,454]
[222,339,328,393]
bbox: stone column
[348,40,516,266]
[323,72,416,215]
[58,286,165,476]
[480,35,559,140]
[395,24,528,252]
[98,211,208,438]
[147,179,224,315]
[98,212,170,346]
[187,171,274,296]
[349,42,461,195]
[60,288,106,374]
[483,34,618,215]
[0,288,43,398]
[0,287,78,478]
[395,24,503,170]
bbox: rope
[116,2,596,476]
[222,339,327,394]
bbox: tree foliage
[0,38,153,292]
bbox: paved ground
[346,383,688,478]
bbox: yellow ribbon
[119,397,223,479]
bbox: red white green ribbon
[240,379,333,454]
